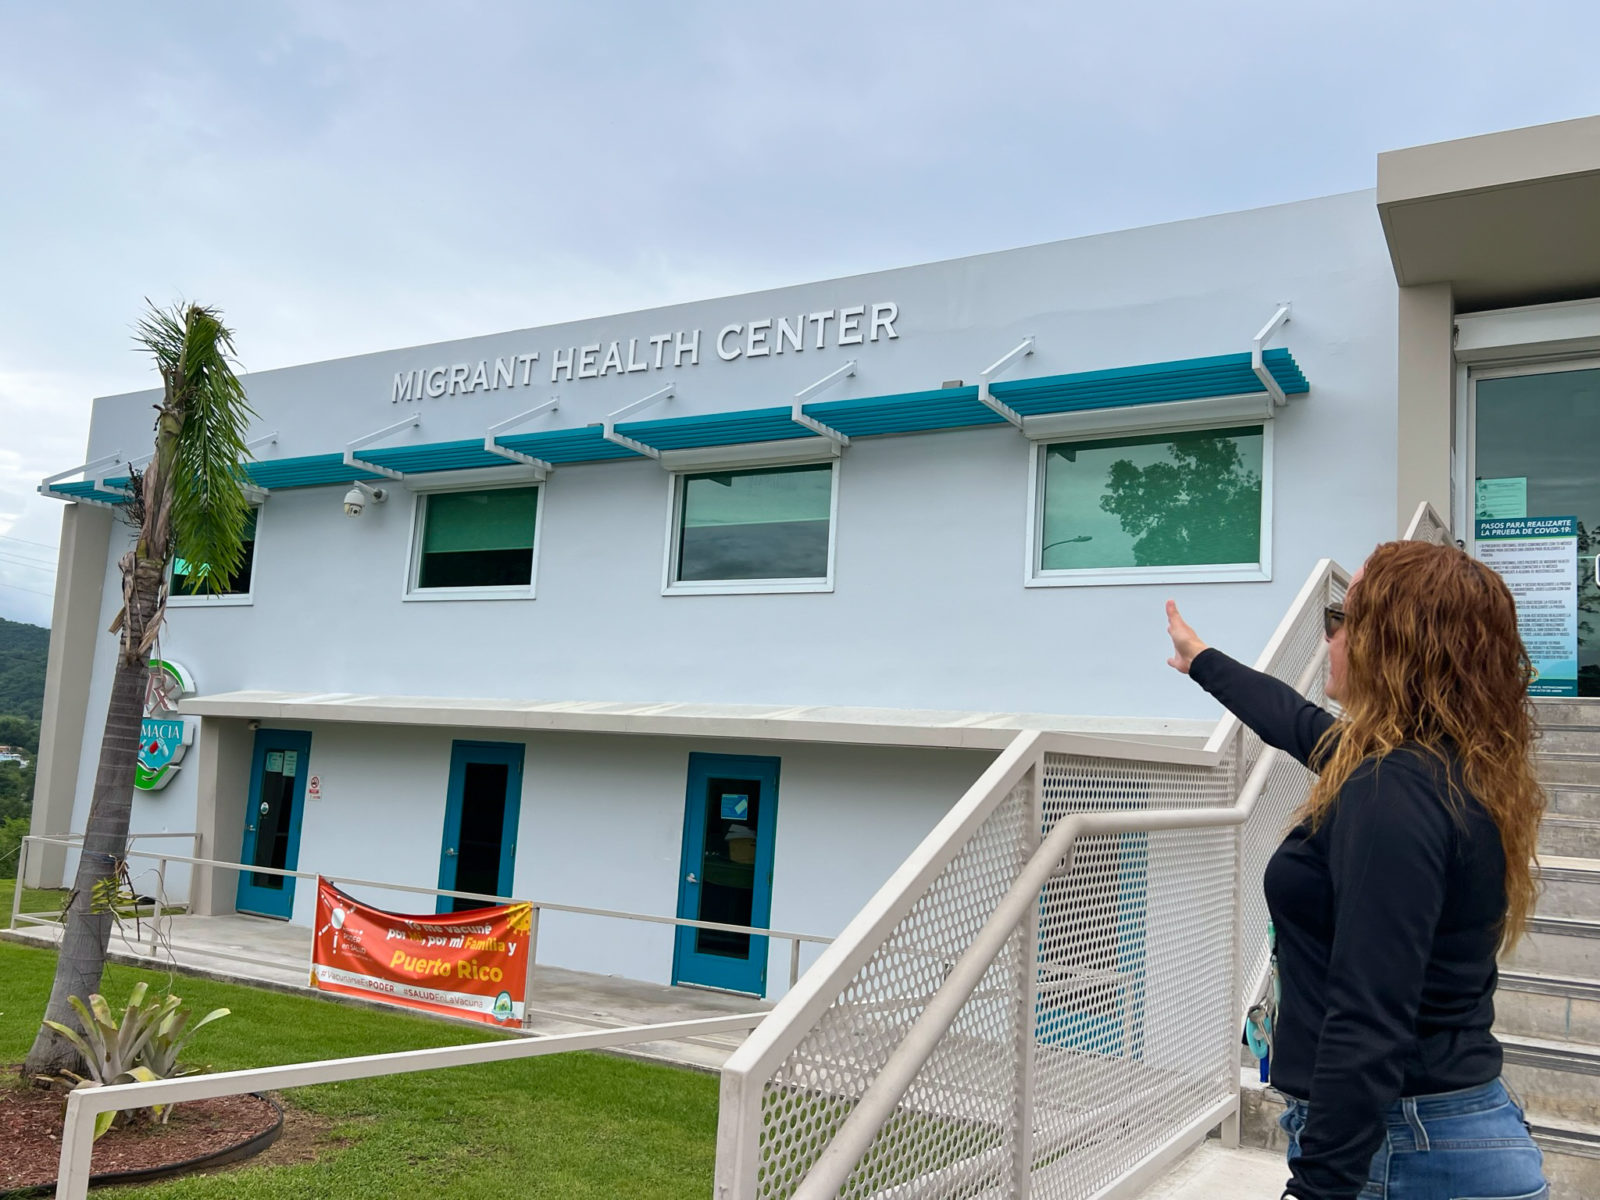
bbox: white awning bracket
[38,451,129,505]
[345,413,421,480]
[485,400,558,474]
[601,384,675,459]
[237,432,279,500]
[978,338,1034,428]
[1252,303,1292,406]
[792,361,855,447]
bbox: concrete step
[1551,785,1600,820]
[1501,1034,1600,1124]
[1505,916,1600,978]
[1537,699,1600,728]
[1498,972,1600,1043]
[1537,754,1600,787]
[1541,818,1600,860]
[1238,1075,1598,1199]
[1526,1116,1600,1200]
[1539,727,1600,754]
[1539,857,1600,919]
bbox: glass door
[236,729,312,919]
[1471,364,1600,696]
[672,753,780,996]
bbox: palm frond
[134,303,258,595]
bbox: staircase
[1497,697,1600,1197]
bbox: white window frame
[1459,354,1600,557]
[661,458,840,596]
[167,504,262,608]
[1025,417,1274,588]
[403,478,544,602]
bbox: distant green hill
[0,616,49,722]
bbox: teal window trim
[1027,419,1273,588]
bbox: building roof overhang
[178,690,1217,757]
[1378,115,1600,309]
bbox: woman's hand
[1165,599,1209,675]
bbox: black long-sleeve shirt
[1189,649,1506,1200]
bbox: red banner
[309,878,532,1026]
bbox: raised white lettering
[393,371,417,404]
[746,319,771,358]
[599,341,624,377]
[776,316,804,354]
[870,302,899,341]
[675,330,700,367]
[448,364,471,395]
[493,358,515,390]
[426,367,448,398]
[552,347,575,382]
[808,310,835,350]
[717,324,743,361]
[837,305,865,346]
[626,338,649,373]
[469,360,490,392]
[578,344,601,379]
[516,352,539,384]
[650,333,671,369]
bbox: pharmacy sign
[135,659,196,791]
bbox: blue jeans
[1279,1078,1548,1199]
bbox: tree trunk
[22,567,161,1077]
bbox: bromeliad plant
[42,981,230,1139]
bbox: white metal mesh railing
[1028,759,1239,1199]
[717,535,1456,1199]
[716,735,1248,1200]
[1231,562,1346,1016]
[1403,499,1455,546]
[731,764,1036,1199]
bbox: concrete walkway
[3,911,769,1072]
[1137,1142,1288,1199]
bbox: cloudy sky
[2,1,1597,625]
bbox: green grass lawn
[0,877,68,916]
[0,940,721,1198]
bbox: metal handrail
[791,800,1252,1198]
[54,1012,768,1200]
[12,835,832,989]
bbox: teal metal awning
[41,345,1309,500]
[988,348,1308,418]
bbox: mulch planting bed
[0,1073,280,1194]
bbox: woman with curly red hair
[1167,540,1548,1200]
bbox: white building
[29,115,1600,998]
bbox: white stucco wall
[74,189,1395,726]
[55,191,1401,988]
[222,724,991,998]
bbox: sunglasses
[1323,605,1346,640]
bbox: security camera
[343,483,387,518]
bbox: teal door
[236,730,312,920]
[672,753,779,996]
[437,741,524,914]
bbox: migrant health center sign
[310,878,532,1026]
[1475,516,1580,697]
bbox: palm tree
[24,302,255,1077]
